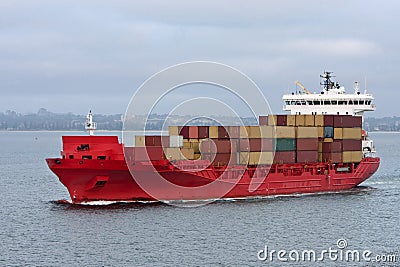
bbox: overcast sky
[0,0,398,117]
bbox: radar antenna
[85,110,97,136]
[320,71,340,90]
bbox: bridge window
[97,156,106,160]
[324,100,331,105]
[359,100,364,105]
[313,100,320,105]
[332,100,337,105]
[338,101,345,105]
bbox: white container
[169,135,183,148]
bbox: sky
[0,0,398,117]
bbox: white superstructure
[283,72,376,155]
[283,72,375,116]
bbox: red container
[341,139,362,151]
[296,138,318,151]
[228,126,240,138]
[259,116,268,125]
[322,141,342,153]
[341,116,362,128]
[218,126,229,139]
[198,126,209,139]
[189,126,199,139]
[134,147,164,161]
[240,138,274,152]
[202,153,236,166]
[179,126,189,139]
[322,152,342,163]
[276,115,287,126]
[324,115,334,127]
[145,136,169,147]
[201,139,238,154]
[273,151,296,164]
[297,151,318,163]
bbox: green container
[275,138,296,151]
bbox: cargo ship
[46,72,380,204]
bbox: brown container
[342,151,362,163]
[297,151,318,163]
[304,115,315,126]
[249,151,274,165]
[273,151,296,164]
[295,115,305,126]
[314,115,324,126]
[259,115,268,125]
[276,115,287,126]
[342,116,362,128]
[169,126,179,136]
[296,127,318,138]
[198,126,209,139]
[240,138,274,152]
[218,126,229,139]
[228,126,240,139]
[322,141,342,153]
[145,135,164,147]
[296,138,318,151]
[324,115,334,127]
[179,126,190,139]
[209,126,219,138]
[342,128,362,140]
[275,126,296,138]
[341,139,362,151]
[333,115,344,127]
[286,115,296,126]
[322,152,342,163]
[200,139,238,154]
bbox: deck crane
[295,80,311,94]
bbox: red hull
[46,138,380,203]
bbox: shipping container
[341,139,362,151]
[334,128,343,139]
[145,135,168,147]
[322,152,342,163]
[198,126,209,139]
[259,115,268,125]
[240,126,250,138]
[249,151,274,165]
[248,126,262,138]
[342,128,362,140]
[324,126,334,138]
[189,139,200,153]
[202,153,236,166]
[179,126,190,139]
[189,126,199,139]
[341,116,362,128]
[209,126,219,138]
[240,138,274,152]
[268,115,277,126]
[200,139,237,154]
[324,115,334,126]
[276,138,296,151]
[239,152,250,165]
[275,126,296,138]
[260,125,274,138]
[342,151,362,163]
[304,115,315,126]
[314,115,324,126]
[274,151,296,164]
[296,138,319,151]
[286,115,296,126]
[228,126,240,139]
[297,151,318,163]
[324,138,334,143]
[322,141,342,153]
[135,136,145,147]
[134,147,165,161]
[169,126,179,136]
[276,115,287,126]
[218,126,229,139]
[169,135,183,148]
[318,127,324,138]
[297,127,318,138]
[183,139,191,149]
[165,147,194,160]
[295,115,305,126]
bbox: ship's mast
[320,71,340,90]
[85,110,97,136]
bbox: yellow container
[324,138,334,143]
[334,128,343,139]
[314,115,324,126]
[249,151,274,165]
[209,126,219,138]
[295,115,305,126]
[318,152,323,162]
[296,127,318,138]
[240,126,249,138]
[239,152,250,165]
[248,126,261,138]
[181,148,195,160]
[304,115,315,126]
[286,115,296,126]
[135,136,145,147]
[275,126,296,138]
[318,142,323,153]
[164,147,182,160]
[342,128,362,140]
[189,139,200,153]
[168,126,179,136]
[260,126,274,138]
[318,126,324,138]
[342,151,362,163]
[267,115,277,126]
